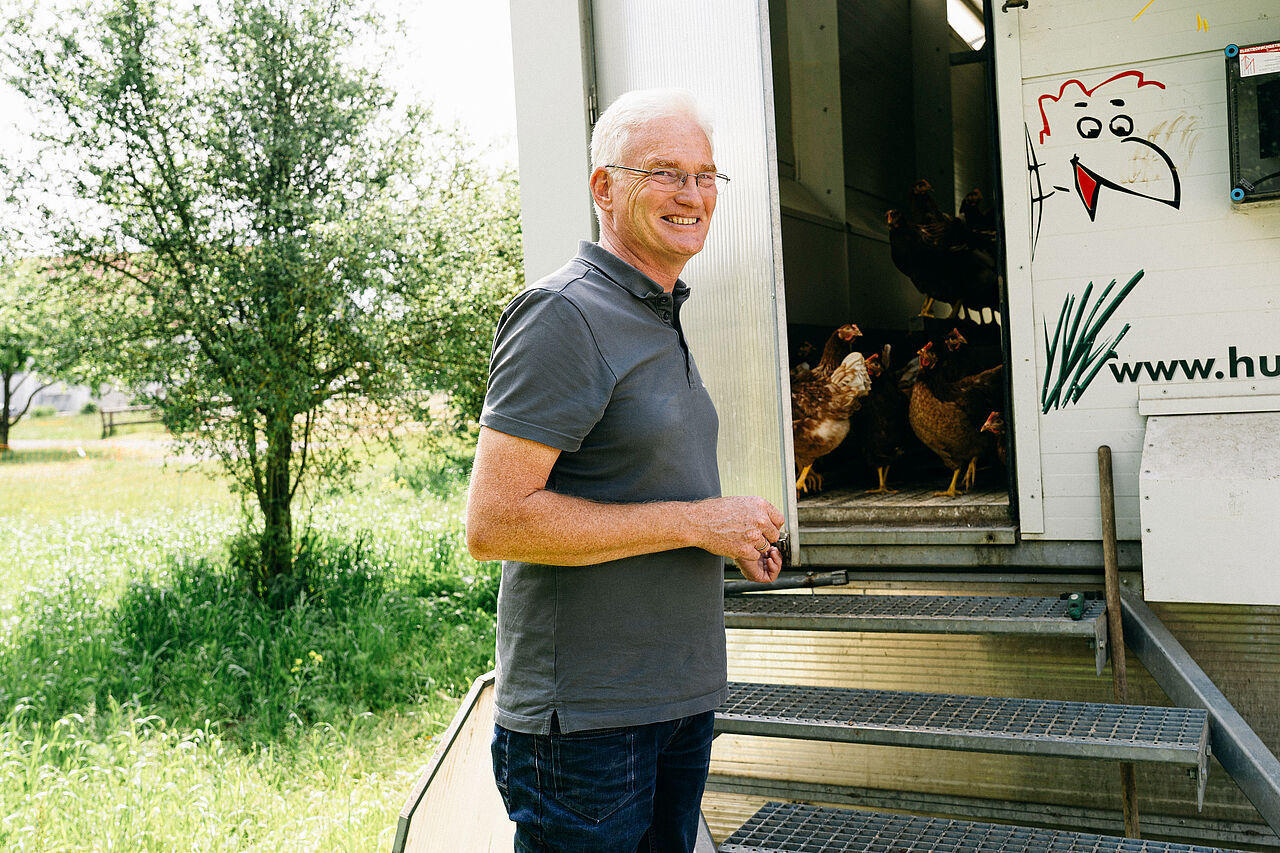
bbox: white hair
[589,88,715,172]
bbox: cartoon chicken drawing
[1036,70,1181,222]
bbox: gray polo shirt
[480,240,726,735]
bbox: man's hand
[735,546,783,584]
[685,495,785,565]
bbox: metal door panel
[590,0,799,558]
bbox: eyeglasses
[605,165,730,191]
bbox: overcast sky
[384,0,518,163]
[0,0,519,167]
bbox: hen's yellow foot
[933,468,966,498]
[865,466,898,495]
[796,465,823,494]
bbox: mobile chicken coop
[393,1,1280,850]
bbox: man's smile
[663,215,700,225]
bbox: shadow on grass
[0,526,498,746]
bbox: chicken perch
[792,324,871,495]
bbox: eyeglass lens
[605,165,727,190]
[650,169,722,189]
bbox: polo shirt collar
[577,241,691,318]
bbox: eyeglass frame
[604,164,731,191]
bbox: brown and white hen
[792,324,871,494]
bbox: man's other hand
[734,545,783,584]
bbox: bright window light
[948,0,986,50]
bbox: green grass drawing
[1041,269,1144,412]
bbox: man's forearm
[466,488,704,565]
[464,426,783,568]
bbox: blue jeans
[491,710,715,853]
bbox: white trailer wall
[994,0,1280,541]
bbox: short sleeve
[480,288,616,452]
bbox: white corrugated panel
[589,0,798,555]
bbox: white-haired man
[466,88,784,851]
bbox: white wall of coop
[996,0,1280,542]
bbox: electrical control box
[1226,41,1280,202]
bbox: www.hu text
[1109,347,1280,382]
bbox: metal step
[720,802,1247,853]
[801,523,1018,546]
[716,682,1210,806]
[725,593,1109,674]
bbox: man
[466,87,784,852]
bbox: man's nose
[674,173,702,202]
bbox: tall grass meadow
[0,432,497,850]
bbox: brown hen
[792,324,871,494]
[981,411,1008,467]
[908,342,1003,497]
[853,348,911,495]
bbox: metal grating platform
[724,594,1109,674]
[720,802,1247,853]
[717,682,1210,806]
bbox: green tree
[3,0,522,588]
[0,302,52,451]
[0,261,85,449]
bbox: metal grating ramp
[717,682,1210,806]
[724,594,1109,674]
[720,802,1248,853]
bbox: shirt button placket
[655,294,672,324]
[659,296,694,387]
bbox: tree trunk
[1,369,12,450]
[259,413,294,588]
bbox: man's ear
[589,168,613,212]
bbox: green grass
[2,411,222,527]
[8,411,166,443]
[0,449,233,526]
[0,418,495,851]
[0,700,454,851]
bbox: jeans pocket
[491,726,511,811]
[550,727,638,823]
